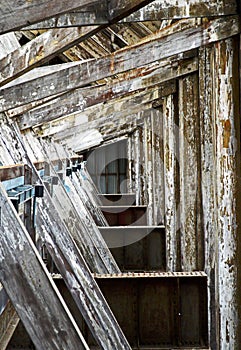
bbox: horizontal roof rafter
[18,52,198,130]
[0,15,239,113]
[23,0,238,29]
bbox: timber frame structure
[0,1,240,349]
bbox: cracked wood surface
[0,184,89,350]
[0,16,239,112]
[24,0,237,29]
[0,0,101,34]
[18,54,198,130]
[0,1,158,87]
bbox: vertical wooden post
[163,94,180,271]
[199,44,219,349]
[213,37,240,349]
[179,73,203,271]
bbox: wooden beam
[18,53,198,130]
[0,184,89,350]
[0,33,20,59]
[107,0,155,21]
[0,16,239,112]
[0,1,157,87]
[0,26,98,87]
[0,301,20,350]
[0,0,104,34]
[35,81,176,140]
[23,0,237,29]
[35,187,131,350]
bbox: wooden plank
[0,0,103,34]
[122,0,237,22]
[35,188,131,350]
[0,16,239,112]
[18,54,198,129]
[0,26,98,87]
[163,94,180,271]
[0,301,20,350]
[199,45,218,348]
[0,1,159,87]
[0,184,89,350]
[23,0,237,29]
[213,37,240,349]
[108,0,155,21]
[0,33,20,59]
[179,73,203,271]
[38,141,118,274]
[36,81,175,141]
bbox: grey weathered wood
[199,45,218,349]
[0,32,20,59]
[213,37,240,349]
[0,0,103,34]
[23,0,237,29]
[0,1,160,87]
[108,0,155,20]
[36,188,131,350]
[19,54,197,129]
[0,184,89,350]
[39,82,175,141]
[163,94,180,271]
[38,140,118,274]
[0,16,239,112]
[0,26,98,87]
[179,73,203,271]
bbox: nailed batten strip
[0,16,239,112]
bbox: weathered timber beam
[18,54,198,130]
[107,0,155,21]
[0,0,103,34]
[36,187,131,350]
[0,301,20,350]
[23,0,237,29]
[38,140,120,274]
[35,81,176,139]
[0,26,98,87]
[0,32,20,59]
[0,184,88,350]
[0,1,157,87]
[0,15,239,112]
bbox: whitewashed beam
[36,187,131,350]
[0,26,98,87]
[18,54,198,129]
[0,32,20,59]
[0,184,89,350]
[0,1,158,87]
[24,0,237,29]
[35,81,176,140]
[0,15,239,112]
[0,0,104,34]
[214,37,241,349]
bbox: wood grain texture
[18,54,198,130]
[0,16,239,112]
[24,0,237,28]
[163,94,180,271]
[36,188,131,350]
[0,26,98,87]
[0,184,88,350]
[214,37,240,349]
[0,0,100,34]
[179,73,203,271]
